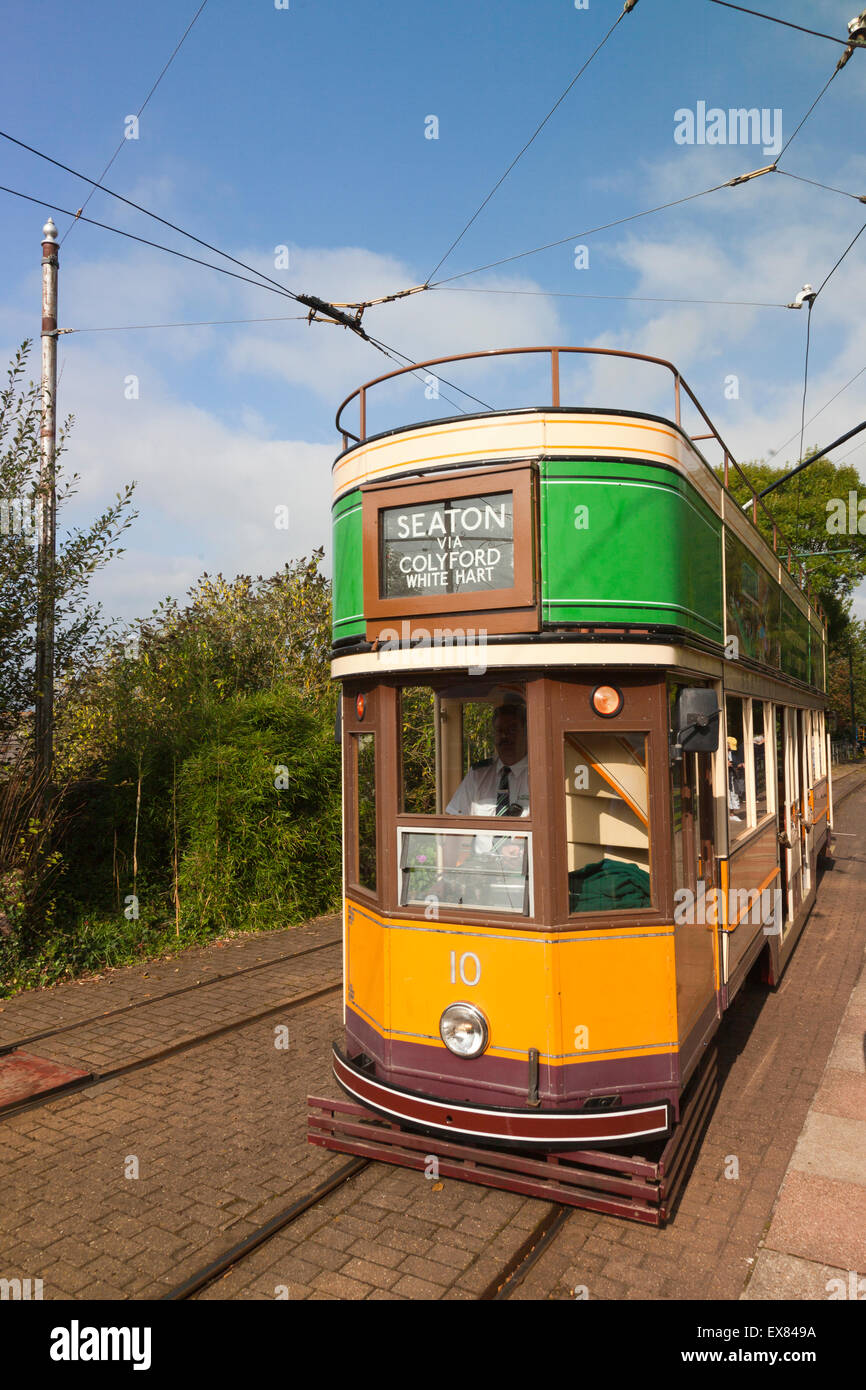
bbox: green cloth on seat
[568,858,651,912]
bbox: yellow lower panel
[346,900,678,1065]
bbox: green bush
[176,685,341,934]
[0,552,340,996]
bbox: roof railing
[334,345,824,625]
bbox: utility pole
[849,641,858,748]
[34,217,59,783]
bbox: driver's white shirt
[446,755,529,818]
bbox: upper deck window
[380,492,514,599]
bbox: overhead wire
[0,129,303,303]
[63,315,310,333]
[362,333,495,416]
[775,169,866,205]
[793,299,814,545]
[424,1,637,284]
[60,0,212,244]
[5,1,860,438]
[1,128,438,348]
[423,0,863,292]
[704,1,849,47]
[431,285,787,309]
[776,69,839,163]
[769,363,866,460]
[428,177,738,286]
[815,218,866,297]
[0,183,300,301]
[0,168,489,405]
[839,436,866,464]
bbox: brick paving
[0,912,341,1046]
[743,928,866,1297]
[0,988,349,1299]
[0,777,863,1302]
[0,916,341,1073]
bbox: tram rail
[0,932,342,1057]
[480,1204,571,1300]
[0,974,342,1121]
[162,1158,371,1301]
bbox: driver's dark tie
[496,766,511,816]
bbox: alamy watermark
[376,619,488,676]
[826,492,866,534]
[1,1276,43,1300]
[674,881,783,935]
[674,102,782,158]
[0,495,43,541]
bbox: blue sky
[1,0,865,622]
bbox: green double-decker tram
[309,345,831,1223]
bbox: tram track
[0,974,343,1122]
[0,932,342,1057]
[162,1165,574,1303]
[162,1158,371,1300]
[480,1204,572,1300]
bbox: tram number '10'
[449,951,481,986]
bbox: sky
[1,0,865,626]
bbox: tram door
[690,751,716,898]
[775,708,790,927]
[798,710,813,900]
[782,707,805,928]
[673,742,718,1031]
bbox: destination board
[380,491,515,599]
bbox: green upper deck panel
[539,458,722,641]
[331,446,825,691]
[332,456,723,644]
[333,489,363,645]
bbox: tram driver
[446,701,529,817]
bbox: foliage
[0,342,137,734]
[718,453,866,734]
[827,619,866,738]
[0,551,339,995]
[719,453,866,611]
[175,686,340,935]
[0,751,67,956]
[56,551,331,779]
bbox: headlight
[439,1003,489,1058]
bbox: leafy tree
[176,685,341,934]
[719,453,866,611]
[0,343,137,736]
[57,550,332,779]
[719,453,866,736]
[827,619,866,739]
[50,552,337,948]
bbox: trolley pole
[34,217,59,783]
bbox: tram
[309,346,831,1215]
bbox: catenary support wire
[424,0,638,285]
[60,0,212,244]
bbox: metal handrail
[333,344,824,624]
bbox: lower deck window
[399,828,530,915]
[563,732,652,913]
[726,697,747,840]
[354,732,377,892]
[753,701,769,818]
